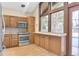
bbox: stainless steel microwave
[17,21,28,28]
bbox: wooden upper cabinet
[27,17,35,33]
[10,16,18,28]
[4,15,10,27]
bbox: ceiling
[1,2,39,14]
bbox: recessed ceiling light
[21,4,25,8]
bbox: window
[41,15,48,32]
[51,11,64,33]
[51,2,64,10]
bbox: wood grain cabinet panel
[29,33,34,44]
[3,34,18,48]
[39,35,45,48]
[44,36,49,50]
[4,15,10,27]
[3,34,11,48]
[49,36,61,55]
[11,39,18,47]
[11,34,18,47]
[34,35,40,45]
[10,16,17,28]
[3,35,10,48]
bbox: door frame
[68,3,79,56]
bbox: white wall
[3,8,33,17]
[32,4,39,32]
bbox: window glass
[51,11,64,33]
[51,2,64,10]
[41,15,48,32]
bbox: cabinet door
[49,36,61,55]
[39,35,45,48]
[28,17,35,32]
[44,36,49,50]
[10,16,17,28]
[3,35,10,48]
[11,39,18,47]
[4,16,10,27]
[29,33,34,44]
[11,34,18,47]
[34,34,40,45]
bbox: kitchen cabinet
[34,32,66,56]
[3,34,18,48]
[44,36,49,50]
[3,34,11,48]
[39,35,45,48]
[4,15,10,27]
[49,36,61,55]
[27,16,35,44]
[27,16,35,33]
[10,16,18,28]
[11,34,18,47]
[34,34,40,45]
[29,33,34,44]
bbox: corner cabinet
[27,16,35,44]
[34,32,66,56]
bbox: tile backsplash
[5,28,27,34]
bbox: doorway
[69,5,79,56]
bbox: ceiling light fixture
[21,4,25,8]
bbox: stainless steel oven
[18,32,29,46]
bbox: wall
[2,8,33,17]
[32,4,39,32]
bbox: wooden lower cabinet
[29,33,34,44]
[39,35,45,48]
[3,35,10,48]
[3,34,18,48]
[11,39,18,47]
[34,33,66,56]
[34,34,40,45]
[44,36,49,50]
[49,36,61,55]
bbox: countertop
[34,32,67,37]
